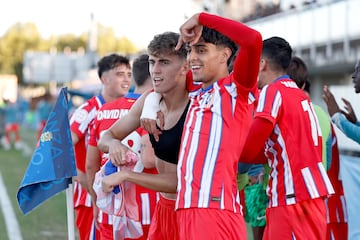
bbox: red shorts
[75,205,100,240]
[327,222,348,240]
[148,194,179,240]
[263,198,327,240]
[5,123,20,141]
[176,208,247,240]
[5,123,19,132]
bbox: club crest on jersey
[74,109,88,122]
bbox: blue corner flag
[17,87,77,215]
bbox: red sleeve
[69,112,84,139]
[198,12,262,89]
[239,117,273,164]
[88,119,98,147]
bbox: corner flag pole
[66,184,75,240]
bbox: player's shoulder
[99,98,121,110]
[77,95,100,108]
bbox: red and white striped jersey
[89,93,158,225]
[255,77,334,207]
[176,12,262,213]
[70,94,106,208]
[177,77,257,213]
[88,93,145,159]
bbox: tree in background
[0,23,44,84]
[0,22,139,85]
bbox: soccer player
[85,54,157,240]
[173,12,262,239]
[288,56,348,240]
[98,31,190,240]
[70,54,131,240]
[240,37,335,240]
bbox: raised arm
[177,12,262,89]
[331,112,360,144]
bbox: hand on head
[175,13,202,50]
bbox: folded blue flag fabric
[16,87,77,215]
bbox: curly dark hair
[147,32,187,60]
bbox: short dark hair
[201,26,238,66]
[132,54,150,87]
[262,36,292,71]
[147,32,187,60]
[287,56,308,89]
[97,53,131,78]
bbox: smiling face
[186,39,231,89]
[352,60,360,94]
[102,64,132,98]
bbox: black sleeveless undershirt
[149,102,190,164]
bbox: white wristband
[140,92,161,120]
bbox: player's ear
[220,47,232,65]
[181,62,190,75]
[100,75,106,84]
[260,58,266,71]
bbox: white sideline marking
[0,172,23,240]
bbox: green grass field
[0,127,74,240]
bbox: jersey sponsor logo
[97,109,129,120]
[286,193,295,199]
[211,196,221,202]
